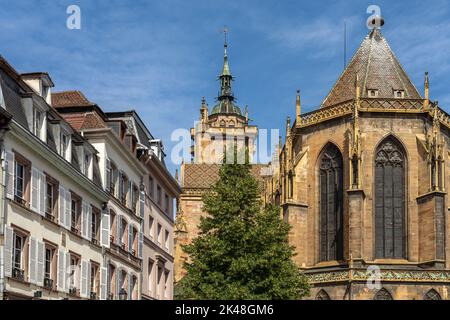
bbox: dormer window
[394,90,405,98]
[34,108,43,138]
[83,152,92,178]
[60,132,69,160]
[367,89,379,98]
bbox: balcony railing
[68,287,79,296]
[12,267,25,281]
[44,277,54,290]
[90,292,97,300]
[45,212,55,222]
[107,293,114,300]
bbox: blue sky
[1,0,450,174]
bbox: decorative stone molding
[305,268,450,284]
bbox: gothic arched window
[424,289,441,300]
[316,289,331,300]
[374,136,406,259]
[319,143,344,262]
[374,288,393,300]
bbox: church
[175,17,450,300]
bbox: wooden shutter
[59,185,66,227]
[128,224,133,252]
[36,241,45,286]
[128,181,133,210]
[86,205,92,242]
[138,228,143,259]
[31,167,40,212]
[39,171,46,216]
[139,190,145,218]
[116,269,121,297]
[87,262,92,298]
[5,151,14,200]
[100,266,108,300]
[65,251,71,293]
[4,226,13,277]
[29,237,37,284]
[100,209,110,248]
[81,201,88,239]
[105,158,111,192]
[65,189,72,230]
[80,260,88,298]
[57,248,66,292]
[118,171,123,200]
[116,216,122,245]
[128,273,132,300]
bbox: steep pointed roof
[321,28,421,108]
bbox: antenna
[223,25,228,47]
[344,20,347,69]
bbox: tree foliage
[175,158,309,300]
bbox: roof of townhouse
[52,90,109,130]
[51,90,94,108]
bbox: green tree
[175,157,309,300]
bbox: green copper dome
[210,100,242,116]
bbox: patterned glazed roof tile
[182,163,268,189]
[321,28,421,108]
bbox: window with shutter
[374,137,406,259]
[318,143,344,262]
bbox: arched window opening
[374,288,393,300]
[316,289,331,300]
[319,144,344,262]
[424,289,441,300]
[374,137,406,259]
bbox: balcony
[14,195,26,206]
[90,292,97,300]
[12,268,25,281]
[44,277,54,290]
[107,293,114,300]
[71,226,80,235]
[68,287,79,297]
[91,238,98,245]
[110,234,115,244]
[45,212,55,222]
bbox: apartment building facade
[0,55,179,300]
[105,111,181,300]
[52,92,147,300]
[0,58,111,300]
